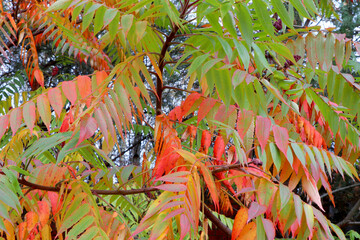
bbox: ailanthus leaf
[48,88,63,118]
[37,94,51,131]
[62,81,77,105]
[232,208,248,240]
[9,108,22,136]
[76,114,97,147]
[0,115,9,139]
[273,125,289,156]
[256,116,271,152]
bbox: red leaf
[255,116,271,152]
[197,98,216,125]
[237,110,254,140]
[77,76,92,107]
[47,192,61,216]
[76,114,98,147]
[0,115,9,139]
[34,68,44,87]
[200,130,212,154]
[37,94,51,131]
[181,92,201,117]
[62,81,77,105]
[9,108,22,136]
[213,135,225,162]
[273,125,289,156]
[23,101,36,134]
[48,88,63,118]
[60,114,70,133]
[247,202,267,222]
[261,218,275,240]
[169,106,183,122]
[25,211,38,232]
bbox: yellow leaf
[236,222,257,240]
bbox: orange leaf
[77,76,92,107]
[38,201,50,227]
[62,81,77,105]
[9,108,22,136]
[48,88,63,118]
[25,211,39,232]
[236,222,257,240]
[18,222,27,240]
[95,70,108,94]
[232,208,248,240]
[76,113,98,147]
[34,68,44,87]
[0,115,9,139]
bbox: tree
[0,0,359,239]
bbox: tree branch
[321,183,360,199]
[202,203,232,237]
[337,198,360,228]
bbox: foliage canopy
[0,0,360,239]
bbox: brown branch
[337,198,360,228]
[202,203,232,237]
[18,177,158,196]
[321,183,360,199]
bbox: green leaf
[271,0,294,29]
[46,0,71,12]
[121,14,134,37]
[234,4,253,46]
[252,0,275,38]
[222,11,237,38]
[207,66,232,108]
[269,142,281,172]
[93,6,106,35]
[291,143,306,166]
[67,215,95,238]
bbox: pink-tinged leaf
[181,92,201,117]
[37,94,51,131]
[77,76,92,107]
[155,184,187,192]
[156,171,190,183]
[62,81,77,105]
[0,115,9,139]
[313,207,332,239]
[293,194,303,224]
[247,202,267,222]
[23,101,36,133]
[303,203,314,232]
[261,218,275,240]
[76,114,97,147]
[237,110,254,140]
[163,208,185,222]
[335,39,345,71]
[9,108,22,136]
[48,88,63,118]
[256,116,271,152]
[301,176,323,210]
[197,98,217,125]
[94,107,108,144]
[273,125,289,156]
[34,68,44,87]
[180,214,190,240]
